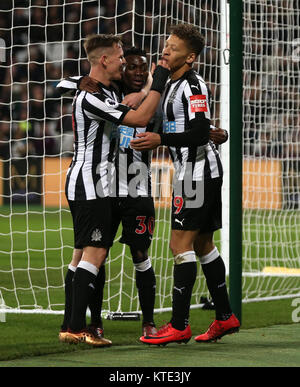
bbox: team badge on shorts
[91,228,102,242]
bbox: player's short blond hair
[84,34,123,64]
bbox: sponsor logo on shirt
[163,120,176,133]
[189,95,208,113]
[105,97,119,109]
[118,126,135,148]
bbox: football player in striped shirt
[81,47,158,337]
[57,34,170,346]
[109,47,157,337]
[131,24,240,346]
[58,47,228,342]
[58,47,158,339]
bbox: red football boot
[194,313,240,343]
[140,322,192,346]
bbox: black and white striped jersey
[160,69,223,181]
[56,76,153,198]
[56,76,82,97]
[57,77,131,201]
[111,119,155,197]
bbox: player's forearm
[122,90,162,127]
[160,121,210,147]
[141,72,153,96]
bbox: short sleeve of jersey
[183,73,211,122]
[82,92,131,125]
[56,76,83,96]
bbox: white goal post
[0,0,300,317]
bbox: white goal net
[0,0,299,317]
[242,0,300,301]
[0,0,223,315]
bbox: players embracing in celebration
[81,47,158,336]
[109,47,157,337]
[58,34,170,346]
[131,24,240,346]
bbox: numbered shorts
[171,177,222,232]
[110,196,155,251]
[68,198,112,249]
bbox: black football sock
[61,265,76,330]
[88,265,105,327]
[170,261,197,331]
[70,262,98,332]
[136,266,156,324]
[201,256,232,320]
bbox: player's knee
[131,248,147,262]
[131,248,152,272]
[174,251,197,265]
[169,240,189,257]
[194,233,214,257]
[169,230,195,256]
[82,246,107,268]
[198,246,220,265]
[134,258,152,272]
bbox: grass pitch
[0,205,300,367]
[0,298,299,367]
[1,324,299,368]
[1,205,300,313]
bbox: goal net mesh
[0,0,299,316]
[242,0,300,301]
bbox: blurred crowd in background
[0,0,224,161]
[0,0,299,171]
[243,0,300,160]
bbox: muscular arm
[57,63,170,129]
[121,90,162,128]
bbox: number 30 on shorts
[135,216,155,235]
[173,196,184,214]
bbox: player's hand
[79,75,100,93]
[150,62,156,75]
[150,59,170,94]
[122,91,146,109]
[209,127,228,145]
[130,132,161,150]
[157,58,170,70]
[150,58,170,75]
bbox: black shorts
[110,196,155,251]
[171,177,222,232]
[68,198,112,249]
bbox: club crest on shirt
[105,97,119,109]
[189,95,208,113]
[91,228,102,242]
